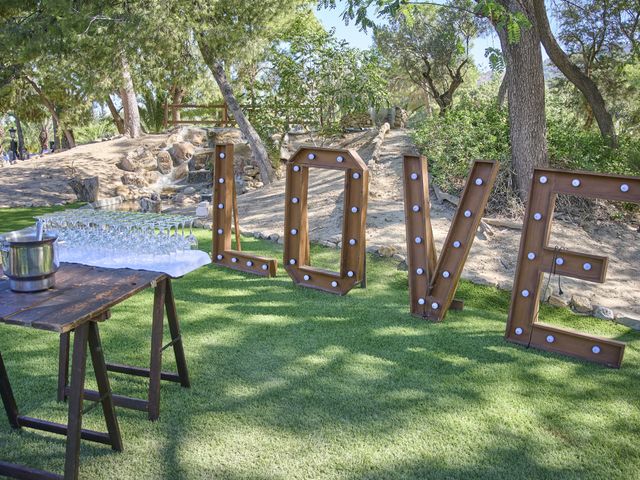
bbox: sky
[315,3,521,72]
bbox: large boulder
[121,172,148,187]
[117,157,137,172]
[181,127,207,146]
[68,176,99,202]
[169,142,196,166]
[156,151,172,174]
[172,162,189,181]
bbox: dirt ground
[0,134,167,207]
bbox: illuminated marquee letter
[284,147,369,295]
[403,156,498,321]
[212,143,278,276]
[506,169,640,368]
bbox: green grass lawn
[0,206,639,479]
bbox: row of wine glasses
[35,209,199,261]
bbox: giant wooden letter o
[284,147,369,295]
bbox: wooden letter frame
[403,156,499,321]
[283,147,369,295]
[506,168,639,368]
[211,143,278,277]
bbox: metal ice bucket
[0,231,59,292]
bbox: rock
[117,157,136,172]
[114,185,131,199]
[183,186,197,195]
[172,163,189,181]
[548,294,569,308]
[169,142,195,166]
[121,172,148,187]
[377,245,398,257]
[571,294,593,314]
[244,165,259,176]
[253,181,264,188]
[392,106,408,128]
[195,202,211,218]
[268,233,279,242]
[144,170,161,184]
[593,305,615,321]
[68,176,99,202]
[181,127,207,146]
[173,193,186,205]
[139,196,161,213]
[392,253,406,262]
[340,111,373,130]
[397,260,408,271]
[157,151,172,174]
[188,170,212,184]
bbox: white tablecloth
[59,249,211,278]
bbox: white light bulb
[231,257,238,263]
[416,268,424,275]
[592,345,601,354]
[412,205,420,212]
[572,179,581,187]
[556,258,564,266]
[533,213,542,221]
[218,178,225,184]
[475,178,483,186]
[292,197,299,204]
[307,153,316,160]
[418,298,426,305]
[216,254,223,260]
[353,172,361,180]
[331,281,338,288]
[415,236,422,244]
[546,335,555,343]
[521,289,530,297]
[431,302,439,310]
[291,228,298,235]
[349,239,356,245]
[246,261,253,267]
[261,264,268,271]
[217,228,223,234]
[336,155,344,163]
[442,271,450,278]
[303,274,310,281]
[620,183,629,193]
[218,203,224,209]
[293,165,300,172]
[219,152,226,159]
[527,252,536,261]
[351,206,359,213]
[410,173,419,180]
[453,241,461,248]
[515,327,523,335]
[464,210,472,218]
[289,259,296,265]
[539,176,548,184]
[583,262,592,271]
[347,270,354,277]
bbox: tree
[374,2,480,115]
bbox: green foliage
[74,117,117,144]
[139,88,168,134]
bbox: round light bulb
[431,302,439,310]
[410,173,419,180]
[291,228,298,235]
[412,205,420,212]
[620,183,629,193]
[533,212,542,221]
[303,274,310,281]
[556,258,564,266]
[464,210,472,218]
[347,270,354,278]
[246,261,253,267]
[351,206,359,213]
[418,298,426,305]
[453,241,461,248]
[475,178,483,186]
[442,271,450,278]
[218,178,225,184]
[539,176,548,184]
[217,228,223,234]
[231,257,238,263]
[415,236,422,244]
[521,289,530,297]
[416,268,424,275]
[331,281,338,288]
[583,262,592,271]
[527,252,536,261]
[353,172,361,180]
[349,239,356,246]
[293,165,300,172]
[219,152,226,159]
[515,327,523,336]
[261,264,268,271]
[289,259,296,265]
[571,178,581,187]
[592,345,601,354]
[307,153,316,160]
[336,155,344,163]
[216,254,223,260]
[218,203,224,209]
[546,335,555,343]
[291,197,299,204]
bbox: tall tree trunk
[106,95,125,134]
[15,116,25,159]
[496,0,548,202]
[497,70,508,108]
[170,84,185,124]
[52,115,60,151]
[199,43,274,184]
[120,54,142,138]
[532,0,618,147]
[24,76,75,148]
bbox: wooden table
[0,263,188,479]
[56,265,190,421]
